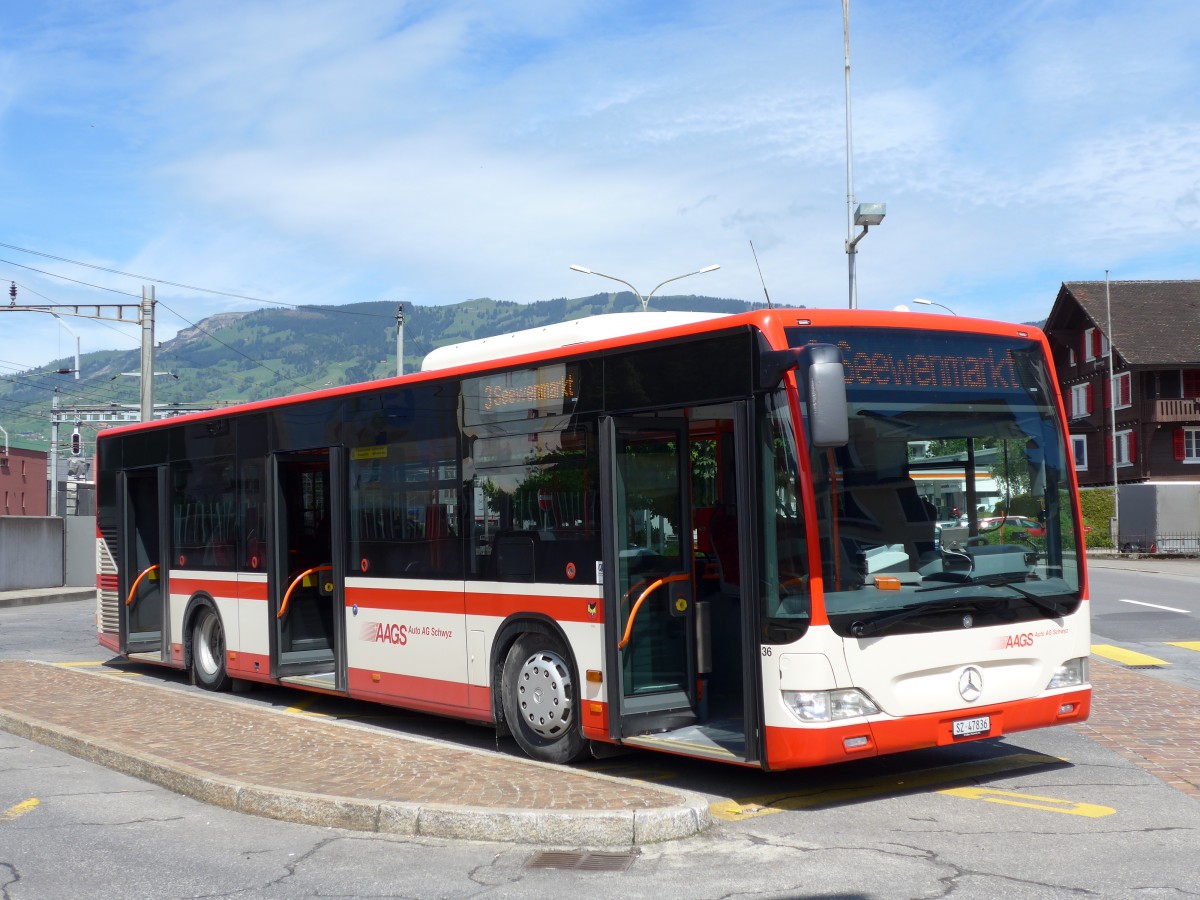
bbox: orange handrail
[278,565,333,620]
[125,564,160,607]
[617,572,690,650]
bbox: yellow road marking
[284,696,333,718]
[2,799,40,821]
[586,763,678,783]
[940,787,1115,817]
[1165,641,1200,652]
[1090,644,1169,667]
[53,661,110,667]
[709,752,1064,820]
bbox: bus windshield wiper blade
[849,597,984,639]
[918,574,1068,619]
[981,579,1066,619]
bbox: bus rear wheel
[192,605,231,692]
[501,633,587,764]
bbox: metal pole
[1105,272,1119,544]
[140,285,155,421]
[843,0,857,309]
[50,390,59,516]
[396,304,404,377]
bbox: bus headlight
[783,688,880,723]
[1046,657,1088,690]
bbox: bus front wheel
[192,605,231,692]
[501,633,587,764]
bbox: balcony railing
[1151,398,1200,423]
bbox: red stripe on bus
[345,586,464,615]
[764,687,1091,770]
[344,586,603,624]
[466,591,603,623]
[346,668,487,720]
[169,575,240,598]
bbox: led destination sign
[483,373,576,413]
[787,328,1042,397]
[463,363,580,426]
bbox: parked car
[977,516,1045,538]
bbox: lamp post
[846,203,886,309]
[569,263,720,312]
[913,298,957,315]
[842,0,885,309]
[1105,271,1119,546]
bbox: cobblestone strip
[1073,660,1200,800]
[0,660,710,845]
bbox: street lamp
[846,203,886,310]
[913,298,957,315]
[569,263,720,312]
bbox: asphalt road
[1088,556,1200,690]
[2,561,1198,899]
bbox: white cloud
[3,0,1200,374]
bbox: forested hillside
[2,292,758,447]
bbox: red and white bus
[95,308,1091,769]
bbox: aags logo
[998,632,1035,649]
[362,622,407,645]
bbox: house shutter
[1121,374,1131,406]
[1129,431,1137,462]
[1091,329,1102,357]
[1086,382,1094,414]
[1175,429,1187,461]
[1105,436,1113,466]
[1103,376,1111,409]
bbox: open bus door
[600,417,699,738]
[119,465,171,661]
[601,406,760,764]
[270,447,347,691]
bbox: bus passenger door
[600,417,698,737]
[119,465,171,661]
[270,448,347,691]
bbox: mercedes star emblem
[958,666,983,703]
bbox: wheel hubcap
[516,650,574,738]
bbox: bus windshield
[787,326,1082,637]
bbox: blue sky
[3,0,1200,372]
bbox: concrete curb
[0,700,711,848]
[0,587,94,608]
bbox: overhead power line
[1,241,393,317]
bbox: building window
[1071,436,1087,471]
[1070,383,1093,419]
[1108,371,1131,409]
[1107,430,1136,468]
[1176,427,1200,463]
[1083,327,1109,362]
[1183,370,1200,399]
[1068,347,1076,367]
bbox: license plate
[952,715,991,738]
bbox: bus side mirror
[760,345,849,448]
[805,347,849,448]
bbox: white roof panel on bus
[420,311,728,372]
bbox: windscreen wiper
[979,578,1067,619]
[849,597,997,639]
[918,574,1067,618]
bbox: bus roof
[96,307,1048,441]
[419,311,728,372]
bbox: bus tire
[501,632,587,764]
[192,605,231,692]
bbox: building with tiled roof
[1043,280,1200,486]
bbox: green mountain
[1,292,760,449]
